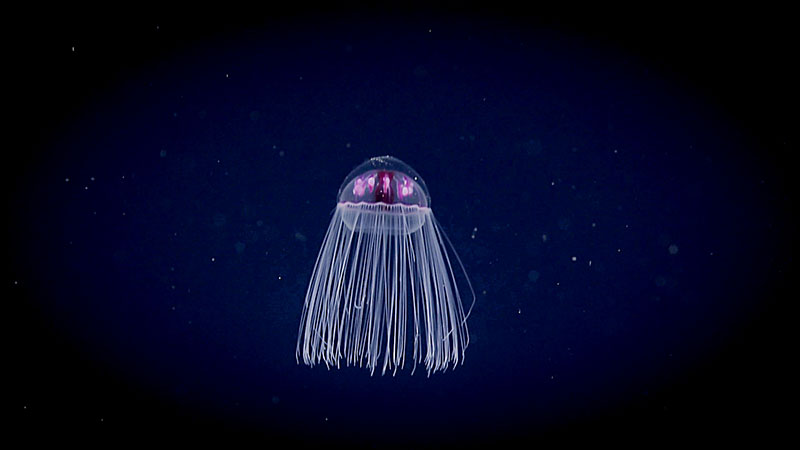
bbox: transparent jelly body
[297,155,473,375]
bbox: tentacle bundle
[296,203,471,376]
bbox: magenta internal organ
[341,170,426,206]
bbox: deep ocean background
[7,5,794,446]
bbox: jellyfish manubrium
[296,156,474,376]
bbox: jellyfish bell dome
[338,155,430,207]
[337,156,430,234]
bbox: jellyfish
[296,156,475,376]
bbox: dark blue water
[8,9,792,446]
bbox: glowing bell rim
[336,201,432,234]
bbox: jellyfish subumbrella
[296,156,474,375]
